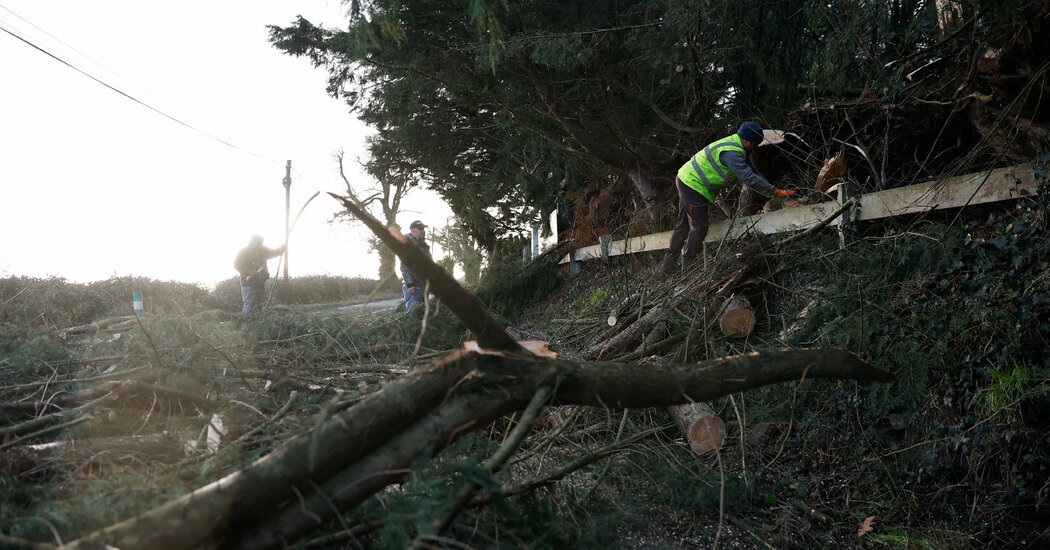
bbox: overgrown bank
[1,188,1048,548]
[514,191,1050,547]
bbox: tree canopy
[269,0,1040,251]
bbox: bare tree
[334,142,413,282]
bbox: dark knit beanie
[738,121,764,143]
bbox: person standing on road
[400,220,432,312]
[234,235,285,315]
[659,121,795,273]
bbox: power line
[0,18,280,165]
[0,1,152,98]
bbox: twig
[266,190,323,307]
[0,414,91,452]
[726,516,778,550]
[833,131,881,190]
[789,497,832,524]
[0,391,114,439]
[510,405,583,465]
[578,408,630,503]
[235,391,299,444]
[178,304,240,372]
[762,363,814,470]
[0,365,151,392]
[413,386,554,547]
[728,393,747,473]
[411,280,433,356]
[303,520,384,548]
[612,332,686,362]
[116,278,163,367]
[712,425,726,550]
[774,197,858,250]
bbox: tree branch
[63,347,890,550]
[328,192,524,352]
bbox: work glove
[772,188,797,197]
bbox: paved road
[338,298,403,312]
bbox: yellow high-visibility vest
[677,133,746,202]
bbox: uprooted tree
[59,194,893,550]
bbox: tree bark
[584,265,750,360]
[668,402,725,455]
[329,193,523,352]
[63,347,892,550]
[58,195,894,550]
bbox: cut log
[59,316,138,338]
[668,402,725,455]
[718,295,756,338]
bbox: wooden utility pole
[282,160,291,281]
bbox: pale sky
[0,0,450,287]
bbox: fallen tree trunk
[63,346,892,550]
[588,199,856,360]
[329,193,523,353]
[58,315,137,337]
[59,194,894,550]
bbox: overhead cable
[0,20,279,165]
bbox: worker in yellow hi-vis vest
[658,121,796,273]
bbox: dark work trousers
[667,177,711,262]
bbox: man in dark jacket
[234,235,285,315]
[400,220,432,312]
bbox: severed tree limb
[0,391,114,440]
[63,347,891,550]
[231,388,523,550]
[58,316,137,337]
[413,386,555,548]
[593,198,857,361]
[302,422,671,550]
[328,192,523,353]
[476,423,671,504]
[302,422,670,549]
[584,265,751,360]
[62,194,891,550]
[0,415,91,454]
